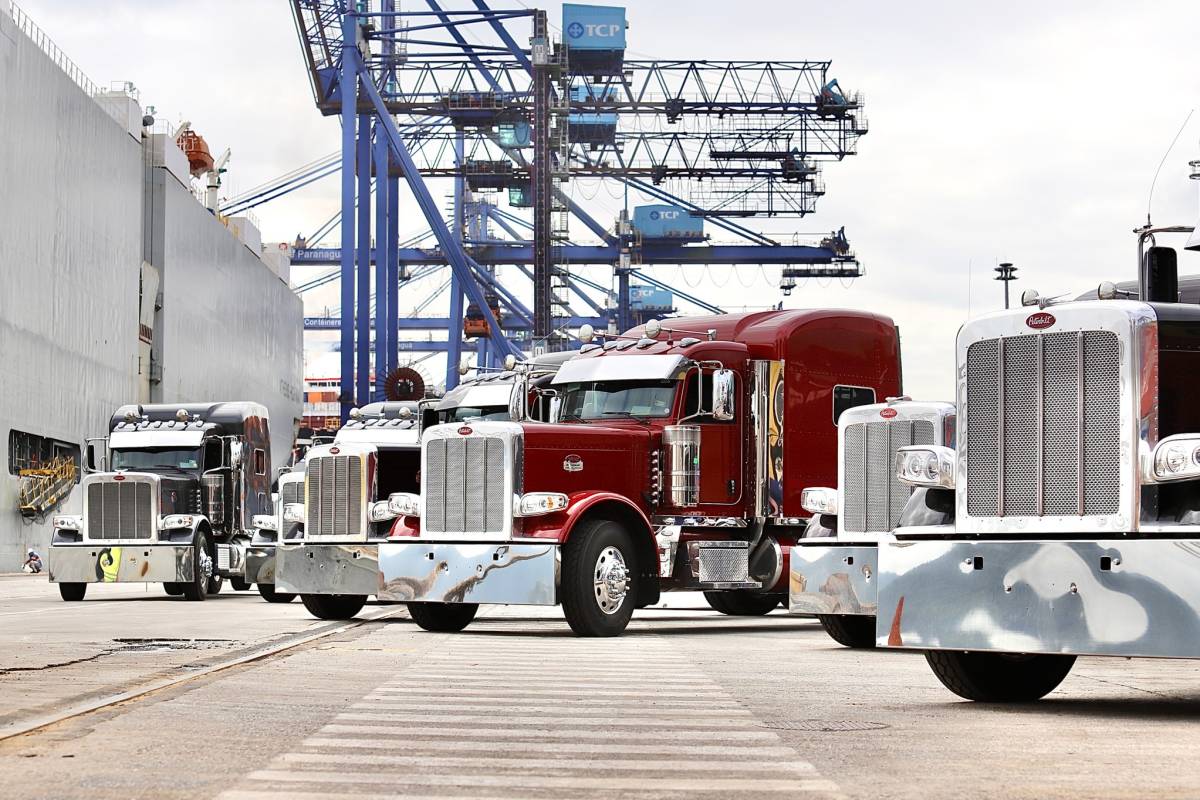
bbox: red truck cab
[382,309,901,636]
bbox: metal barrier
[9,3,100,98]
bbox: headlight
[252,514,278,532]
[369,500,397,523]
[1148,434,1200,482]
[282,503,305,524]
[52,514,83,531]
[387,492,422,518]
[516,492,569,517]
[159,514,195,530]
[800,487,838,516]
[895,446,956,489]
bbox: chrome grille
[842,419,935,534]
[280,480,302,506]
[966,331,1121,517]
[86,480,153,540]
[424,435,509,535]
[305,455,364,537]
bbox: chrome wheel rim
[593,545,629,615]
[198,550,213,580]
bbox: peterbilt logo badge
[563,454,584,472]
[458,426,473,436]
[330,447,340,455]
[1026,312,1056,330]
[880,408,898,419]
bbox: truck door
[683,368,742,506]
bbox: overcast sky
[16,0,1200,397]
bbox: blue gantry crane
[271,1,868,418]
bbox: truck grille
[280,480,302,506]
[424,436,507,534]
[86,480,153,540]
[842,420,935,534]
[305,455,364,537]
[966,331,1121,517]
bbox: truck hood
[519,422,655,501]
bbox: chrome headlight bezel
[158,514,196,530]
[515,492,569,517]
[369,500,398,523]
[387,492,422,518]
[252,514,278,532]
[52,514,83,531]
[800,487,839,516]
[1146,434,1200,483]
[895,445,956,489]
[282,503,305,524]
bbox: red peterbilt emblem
[458,426,473,435]
[330,447,340,455]
[880,408,898,419]
[1026,312,1056,330]
[563,454,584,472]
[113,475,126,481]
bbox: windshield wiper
[559,413,591,424]
[599,411,651,425]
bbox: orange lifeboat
[176,130,215,177]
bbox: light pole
[994,262,1018,309]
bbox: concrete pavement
[1,577,1199,798]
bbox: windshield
[440,406,511,423]
[558,379,677,421]
[111,447,201,472]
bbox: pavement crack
[0,652,108,675]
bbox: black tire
[301,593,367,620]
[561,518,638,637]
[58,583,87,602]
[704,590,782,616]
[925,650,1076,702]
[230,576,252,591]
[817,614,877,648]
[256,583,296,604]
[163,583,185,596]
[408,602,478,632]
[182,531,211,602]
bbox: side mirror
[712,369,736,422]
[85,443,99,473]
[229,441,244,467]
[419,407,440,434]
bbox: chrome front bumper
[878,539,1200,658]
[378,542,559,605]
[48,543,194,584]
[275,543,382,596]
[789,545,878,616]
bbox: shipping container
[632,205,705,241]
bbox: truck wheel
[58,583,87,602]
[704,590,781,616]
[300,594,366,620]
[817,614,877,648]
[256,583,296,604]
[561,518,637,637]
[925,650,1076,702]
[163,583,185,596]
[182,532,211,602]
[408,602,478,632]
[230,577,252,591]
[207,573,223,595]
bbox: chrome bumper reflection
[789,545,878,616]
[276,543,382,596]
[878,539,1200,657]
[379,542,558,605]
[244,545,276,585]
[48,544,194,584]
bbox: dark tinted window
[832,385,876,425]
[8,429,81,482]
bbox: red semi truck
[376,310,902,636]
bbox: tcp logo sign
[648,210,680,221]
[567,22,621,39]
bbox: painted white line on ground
[371,686,729,699]
[319,723,778,741]
[276,751,818,773]
[240,769,841,793]
[351,701,753,716]
[301,737,797,757]
[335,712,762,728]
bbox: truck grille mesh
[305,455,363,537]
[87,480,153,540]
[280,480,302,507]
[424,436,507,534]
[842,420,935,534]
[966,331,1121,518]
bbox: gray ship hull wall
[0,15,302,570]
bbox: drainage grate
[761,720,889,732]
